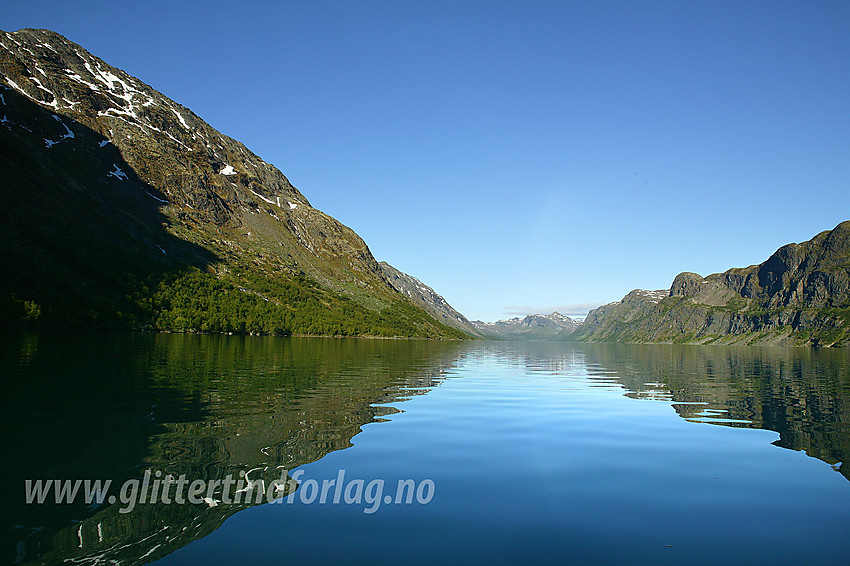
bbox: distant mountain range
[0,28,470,338]
[572,221,850,347]
[472,312,580,340]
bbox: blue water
[4,335,849,565]
[153,342,850,565]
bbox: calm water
[3,333,850,565]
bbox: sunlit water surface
[3,334,850,565]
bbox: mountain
[0,28,471,338]
[472,312,580,340]
[571,221,850,346]
[379,262,482,337]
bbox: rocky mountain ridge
[379,262,482,336]
[571,221,850,346]
[472,312,580,340]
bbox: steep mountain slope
[572,222,850,346]
[379,262,482,336]
[0,28,469,338]
[472,312,580,340]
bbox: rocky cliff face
[0,27,376,282]
[472,312,580,340]
[379,262,482,336]
[572,222,850,346]
[0,28,471,337]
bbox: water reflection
[4,335,849,565]
[416,340,850,481]
[1,333,465,565]
[495,341,850,480]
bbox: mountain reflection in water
[2,333,464,565]
[578,343,850,480]
[3,335,849,565]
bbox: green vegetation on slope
[4,264,468,339]
[134,268,469,338]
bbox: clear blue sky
[4,1,849,321]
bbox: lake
[3,333,850,564]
